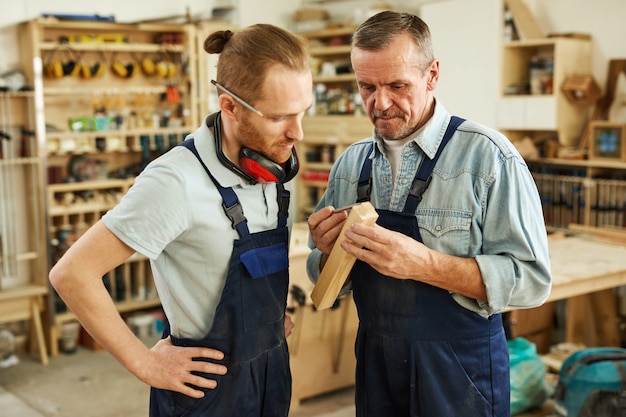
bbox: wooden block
[310,202,378,310]
[561,74,601,105]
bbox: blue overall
[149,139,291,417]
[351,117,510,417]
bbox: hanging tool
[0,130,10,159]
[20,127,35,158]
[166,83,180,104]
[140,134,151,171]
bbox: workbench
[508,233,626,352]
[0,285,49,365]
[545,234,626,347]
[287,228,626,405]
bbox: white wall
[0,0,219,74]
[421,0,501,126]
[529,0,626,90]
[420,0,626,128]
[238,0,298,28]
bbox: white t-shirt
[103,117,291,339]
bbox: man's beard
[236,117,277,162]
[237,116,295,164]
[373,110,414,141]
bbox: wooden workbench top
[547,235,626,302]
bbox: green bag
[508,337,554,415]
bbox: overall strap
[356,116,465,207]
[179,138,250,237]
[404,116,465,213]
[357,145,375,202]
[276,183,290,229]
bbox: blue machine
[554,347,626,417]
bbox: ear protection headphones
[206,112,299,184]
[80,50,107,79]
[110,53,136,78]
[44,47,80,78]
[80,61,105,79]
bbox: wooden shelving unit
[496,37,592,148]
[16,17,201,356]
[297,116,372,221]
[286,27,372,405]
[528,158,626,230]
[0,90,49,364]
[296,27,372,222]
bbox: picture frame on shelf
[588,121,626,161]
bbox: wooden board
[310,202,378,310]
[547,236,626,301]
[568,224,626,244]
[504,0,544,40]
[546,235,626,347]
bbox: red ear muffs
[239,147,299,184]
[209,111,300,184]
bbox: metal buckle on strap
[223,201,247,228]
[357,180,371,202]
[278,188,290,215]
[410,176,432,202]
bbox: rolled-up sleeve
[468,155,552,315]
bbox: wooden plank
[310,202,378,310]
[504,0,544,40]
[546,236,626,301]
[565,295,590,345]
[0,284,48,301]
[0,297,33,323]
[30,297,49,365]
[568,223,626,244]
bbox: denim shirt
[306,100,552,317]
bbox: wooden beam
[588,289,620,346]
[310,202,378,310]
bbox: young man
[306,11,552,417]
[50,24,312,417]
